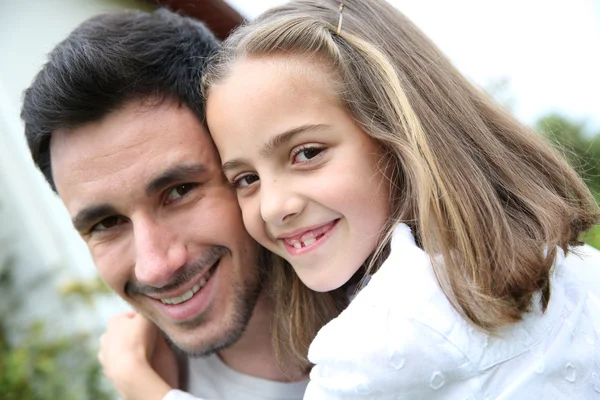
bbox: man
[21,9,308,399]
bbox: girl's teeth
[300,231,316,240]
[287,237,318,249]
[302,238,316,246]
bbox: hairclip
[336,3,345,35]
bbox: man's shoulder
[182,354,308,400]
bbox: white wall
[0,0,153,337]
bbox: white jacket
[306,224,600,399]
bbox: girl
[100,0,600,398]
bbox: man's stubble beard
[165,250,268,358]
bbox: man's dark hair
[21,8,219,190]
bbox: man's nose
[260,179,305,227]
[133,218,187,288]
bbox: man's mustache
[125,246,228,296]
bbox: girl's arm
[98,311,200,400]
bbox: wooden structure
[151,0,244,39]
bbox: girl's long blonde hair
[203,0,599,368]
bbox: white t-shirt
[306,224,600,399]
[164,354,308,400]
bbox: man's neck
[217,293,307,382]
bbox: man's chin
[159,287,262,357]
[150,261,264,358]
[162,324,246,358]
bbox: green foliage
[536,114,600,248]
[580,225,600,250]
[60,276,112,306]
[0,253,115,399]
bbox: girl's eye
[233,174,260,189]
[165,183,197,204]
[91,215,127,233]
[292,147,324,164]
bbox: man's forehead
[53,100,210,153]
[50,99,219,209]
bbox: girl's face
[207,56,390,292]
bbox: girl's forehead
[209,58,343,130]
[225,54,339,93]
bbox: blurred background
[0,0,598,398]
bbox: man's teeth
[160,271,211,305]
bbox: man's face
[51,99,261,355]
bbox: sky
[227,0,600,135]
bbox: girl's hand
[98,311,173,400]
[150,323,180,389]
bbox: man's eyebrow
[221,124,331,174]
[72,204,117,233]
[146,163,208,197]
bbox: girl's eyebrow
[221,124,332,175]
[259,123,331,157]
[221,158,247,175]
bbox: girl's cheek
[241,204,265,239]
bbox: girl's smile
[278,218,340,255]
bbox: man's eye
[165,183,197,204]
[292,147,324,164]
[232,174,260,189]
[91,216,127,232]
